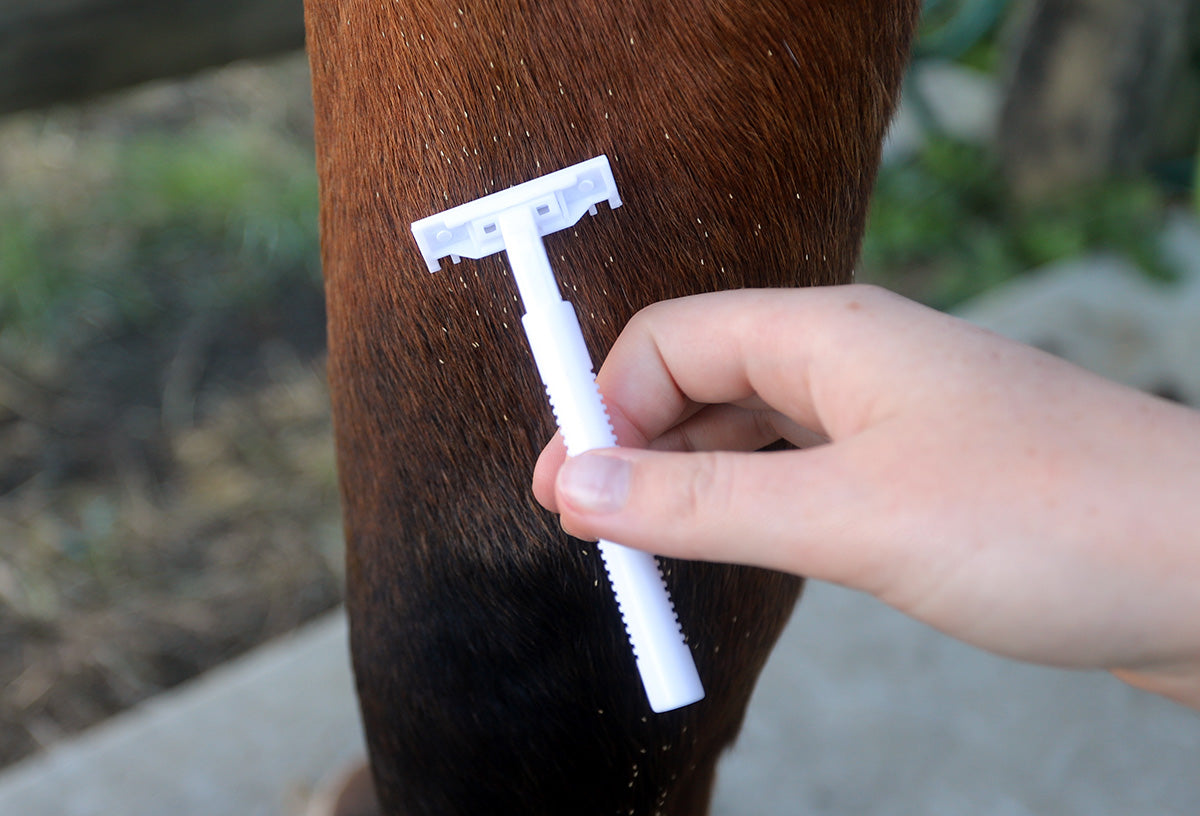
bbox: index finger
[596,284,926,446]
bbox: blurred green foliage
[860,0,1185,309]
[916,0,1013,68]
[861,137,1171,310]
[0,128,319,348]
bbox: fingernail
[559,453,631,514]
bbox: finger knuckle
[675,452,733,525]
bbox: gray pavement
[0,613,364,816]
[713,582,1200,815]
[4,586,1196,815]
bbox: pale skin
[532,285,1200,710]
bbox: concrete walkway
[0,613,364,816]
[713,583,1200,815]
[3,585,1197,815]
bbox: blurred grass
[0,55,339,768]
[0,122,319,349]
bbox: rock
[1158,213,1200,405]
[883,61,1000,163]
[956,215,1200,405]
[997,0,1191,201]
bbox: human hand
[532,286,1200,709]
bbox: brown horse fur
[304,2,920,813]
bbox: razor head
[411,155,622,273]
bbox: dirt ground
[0,55,342,770]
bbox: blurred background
[0,4,334,769]
[0,0,1197,808]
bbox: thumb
[554,447,869,582]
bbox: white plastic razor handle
[595,541,702,713]
[410,155,703,713]
[512,222,704,713]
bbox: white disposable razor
[411,155,704,713]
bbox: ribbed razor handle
[412,157,700,712]
[523,301,705,713]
